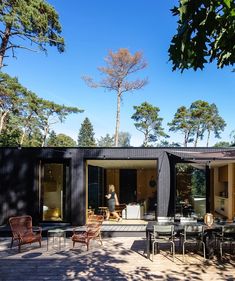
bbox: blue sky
[4,0,235,146]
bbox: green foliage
[168,100,226,147]
[47,132,76,147]
[46,130,57,146]
[176,163,206,200]
[83,48,147,147]
[0,127,21,146]
[118,131,131,147]
[203,103,226,146]
[191,169,206,197]
[169,0,235,71]
[168,106,194,147]
[78,117,96,147]
[156,140,181,147]
[0,0,65,67]
[97,131,131,147]
[22,128,43,147]
[213,141,231,147]
[0,72,82,147]
[131,101,168,147]
[97,134,114,147]
[190,100,212,146]
[230,130,235,145]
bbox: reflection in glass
[42,163,63,221]
[175,163,206,219]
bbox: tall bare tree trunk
[194,126,200,147]
[0,24,11,69]
[20,130,26,146]
[0,111,8,134]
[41,123,49,147]
[206,130,211,147]
[143,133,148,147]
[184,132,188,147]
[114,91,121,147]
[194,136,198,147]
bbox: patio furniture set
[146,217,235,261]
[8,215,235,262]
[9,215,104,253]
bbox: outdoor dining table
[145,221,230,259]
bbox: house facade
[0,147,235,225]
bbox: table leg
[204,231,215,259]
[47,234,49,251]
[146,230,150,259]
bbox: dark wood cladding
[1,147,235,225]
[157,152,171,216]
[82,147,163,159]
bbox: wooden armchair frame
[87,214,104,224]
[9,215,42,252]
[71,223,102,251]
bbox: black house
[1,147,235,225]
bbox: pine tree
[131,102,168,147]
[0,0,64,68]
[97,134,114,147]
[46,130,57,146]
[83,48,147,146]
[78,118,96,147]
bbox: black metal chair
[219,225,235,257]
[151,224,175,261]
[182,225,205,261]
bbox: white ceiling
[87,159,157,169]
[87,159,235,170]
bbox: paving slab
[0,237,234,280]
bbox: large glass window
[41,163,64,221]
[88,165,104,213]
[175,163,206,219]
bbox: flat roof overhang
[167,149,235,167]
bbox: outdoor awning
[165,148,235,165]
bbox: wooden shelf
[218,165,228,182]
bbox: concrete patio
[0,236,234,281]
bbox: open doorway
[87,159,158,220]
[119,169,137,203]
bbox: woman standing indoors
[105,184,122,221]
